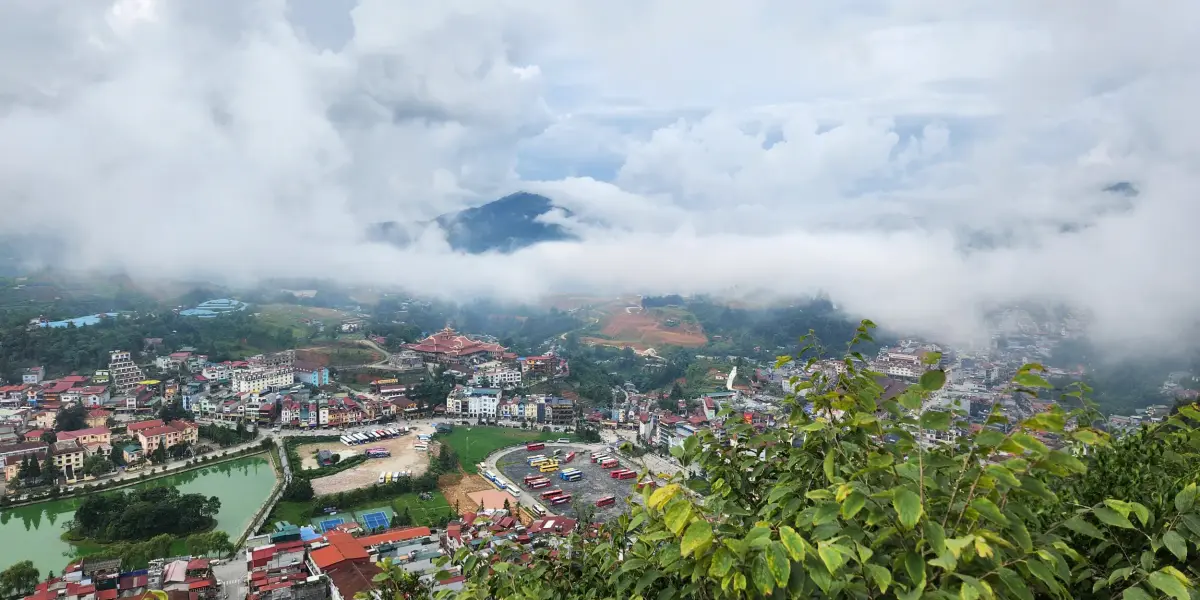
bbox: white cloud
[0,0,1197,350]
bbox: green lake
[0,455,277,575]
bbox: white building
[470,368,522,388]
[108,350,146,394]
[446,386,502,419]
[202,363,232,381]
[231,367,294,394]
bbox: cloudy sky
[0,0,1197,347]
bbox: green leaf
[634,569,660,595]
[1093,506,1135,529]
[817,542,848,574]
[864,564,892,594]
[1070,428,1102,444]
[778,526,807,561]
[1023,411,1065,432]
[1010,433,1049,455]
[970,498,1008,526]
[648,484,681,510]
[1162,530,1187,562]
[841,491,867,519]
[1025,559,1059,594]
[1062,516,1105,540]
[1121,586,1152,600]
[899,391,922,411]
[903,551,926,588]
[1147,569,1189,600]
[975,430,1005,447]
[664,501,691,535]
[626,511,646,533]
[751,553,775,595]
[680,520,712,557]
[1013,372,1051,389]
[892,487,924,528]
[920,410,951,431]
[1045,450,1087,474]
[708,547,734,578]
[920,369,947,391]
[1175,483,1197,513]
[985,464,1021,488]
[765,542,791,589]
[823,452,836,482]
[998,568,1033,600]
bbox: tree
[669,381,684,400]
[109,444,126,467]
[443,321,1200,600]
[158,399,193,423]
[40,452,59,484]
[0,560,40,598]
[82,454,113,477]
[282,479,314,502]
[55,403,87,432]
[39,430,57,444]
[149,445,167,464]
[356,558,429,600]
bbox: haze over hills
[366,192,577,254]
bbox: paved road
[57,438,267,494]
[213,558,248,600]
[481,441,610,511]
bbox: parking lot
[494,446,643,523]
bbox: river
[0,454,277,575]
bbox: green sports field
[438,427,569,473]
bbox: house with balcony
[136,420,199,452]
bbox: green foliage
[82,454,114,477]
[198,422,256,447]
[281,478,315,502]
[55,403,87,432]
[77,533,175,570]
[68,486,220,542]
[158,399,194,424]
[0,560,40,600]
[443,320,1200,600]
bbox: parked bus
[600,459,619,469]
[560,471,583,482]
[529,479,551,490]
[615,470,637,480]
[526,455,548,465]
[539,464,559,473]
[384,472,393,483]
[595,495,616,507]
[526,442,545,451]
[551,449,563,457]
[507,488,521,499]
[523,474,545,485]
[563,452,576,463]
[484,470,498,482]
[549,494,572,506]
[366,448,391,458]
[610,469,632,479]
[636,479,658,491]
[531,503,547,516]
[540,489,564,499]
[378,472,387,484]
[591,454,609,463]
[393,472,403,480]
[341,436,352,446]
[530,458,553,468]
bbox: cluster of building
[21,554,221,600]
[443,386,576,426]
[405,328,568,390]
[0,417,198,484]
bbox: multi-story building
[22,366,44,385]
[232,367,295,394]
[108,350,146,394]
[469,368,521,389]
[136,420,199,452]
[52,439,86,479]
[445,386,502,419]
[538,396,576,426]
[404,327,506,366]
[203,362,233,381]
[249,350,295,370]
[58,427,111,447]
[294,362,330,387]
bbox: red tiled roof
[59,427,110,440]
[324,560,381,600]
[186,558,210,570]
[97,589,119,600]
[139,425,178,437]
[127,419,165,433]
[404,328,505,357]
[311,531,368,569]
[356,526,431,548]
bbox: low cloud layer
[1,0,1198,349]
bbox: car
[557,438,570,443]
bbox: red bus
[540,489,564,499]
[616,471,637,480]
[609,469,632,479]
[564,452,576,463]
[636,479,657,491]
[523,474,544,484]
[600,459,619,469]
[526,442,545,451]
[591,453,609,463]
[549,494,572,506]
[595,495,616,507]
[530,479,551,489]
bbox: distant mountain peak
[366,191,577,254]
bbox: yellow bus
[539,463,559,473]
[530,458,553,467]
